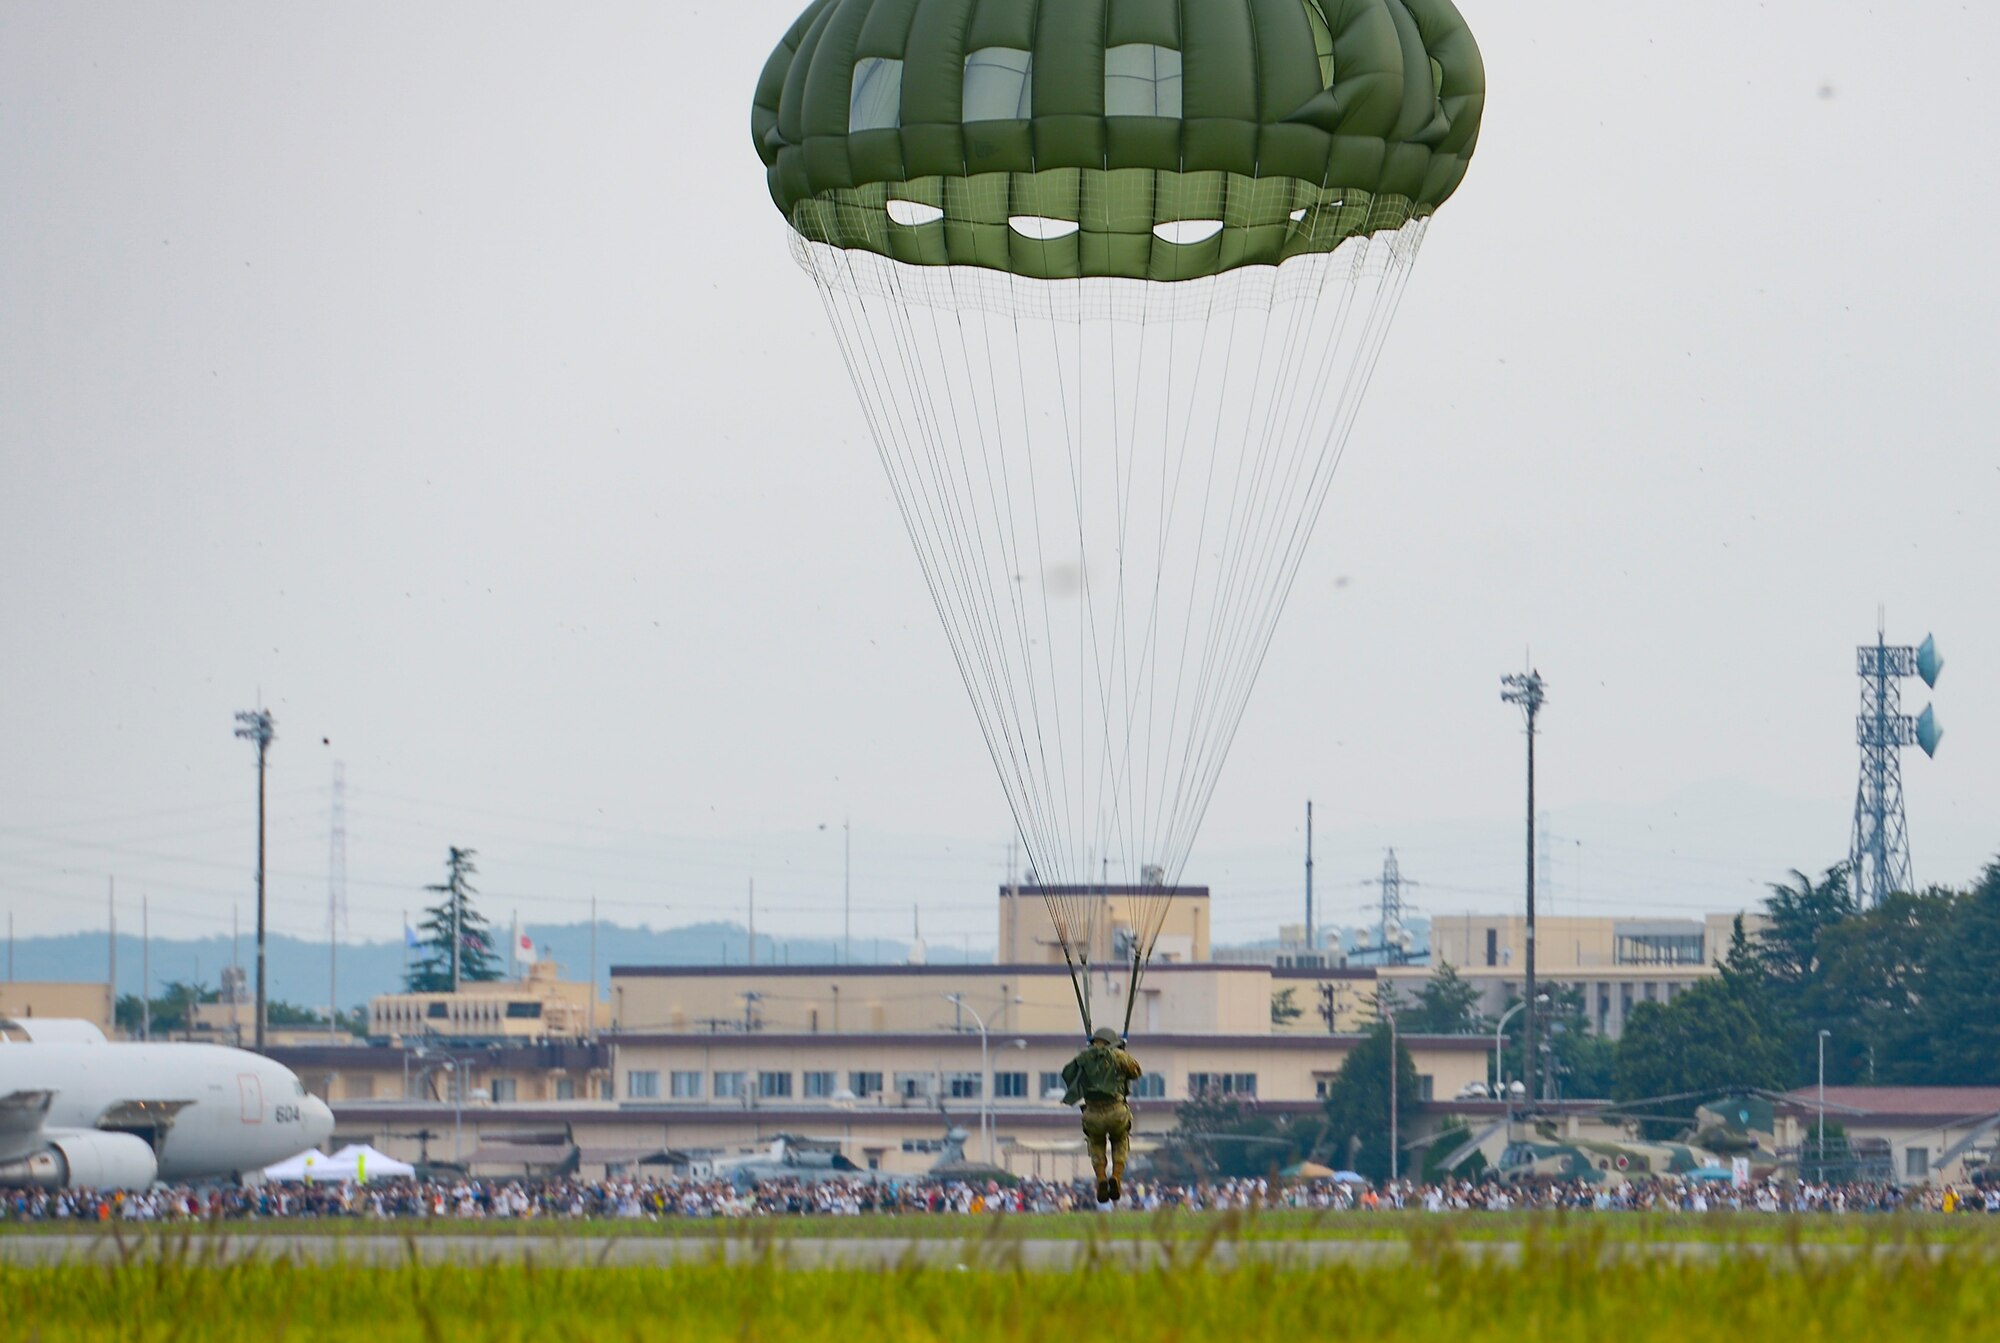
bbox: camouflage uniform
[1062,1031,1143,1191]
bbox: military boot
[1107,1177,1122,1202]
[1095,1178,1111,1204]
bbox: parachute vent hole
[1008,215,1079,241]
[1153,220,1224,245]
[887,200,944,227]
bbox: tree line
[1191,855,2000,1181]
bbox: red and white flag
[513,930,535,967]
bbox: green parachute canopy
[752,0,1483,1038]
[752,0,1483,280]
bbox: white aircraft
[0,1018,334,1190]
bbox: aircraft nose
[304,1094,335,1148]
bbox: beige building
[370,961,605,1041]
[1000,884,1210,966]
[1775,1086,2000,1188]
[611,961,1270,1040]
[1379,911,1753,1039]
[304,1028,1489,1181]
[300,886,1773,1178]
[0,982,112,1033]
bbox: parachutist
[1061,1026,1143,1204]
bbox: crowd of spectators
[5,1173,1998,1224]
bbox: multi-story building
[370,960,604,1041]
[0,982,113,1034]
[305,887,1762,1180]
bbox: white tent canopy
[261,1149,333,1182]
[328,1143,415,1181]
[262,1144,416,1183]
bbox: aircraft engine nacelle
[0,1132,159,1190]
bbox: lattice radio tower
[1849,616,1943,907]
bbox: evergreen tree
[1919,860,2000,1082]
[1397,961,1487,1035]
[1612,977,1789,1135]
[407,847,499,991]
[1320,1020,1422,1181]
[1270,986,1304,1026]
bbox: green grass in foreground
[10,1207,2000,1245]
[5,1232,1999,1341]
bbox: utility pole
[141,892,151,1042]
[1500,669,1546,1105]
[1387,1005,1399,1184]
[328,762,347,1040]
[843,818,852,967]
[1304,800,1315,953]
[747,878,757,968]
[107,879,116,1032]
[234,708,276,1050]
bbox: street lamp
[944,993,1023,1166]
[943,995,990,1163]
[1500,669,1547,1103]
[1817,1028,1832,1178]
[1493,993,1549,1109]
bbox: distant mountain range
[4,922,987,1014]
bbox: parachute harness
[792,174,1427,1039]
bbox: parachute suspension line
[1153,228,1423,886]
[1158,227,1428,884]
[803,222,1066,890]
[793,199,1432,1036]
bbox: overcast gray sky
[2,2,1994,956]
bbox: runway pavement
[0,1231,1946,1269]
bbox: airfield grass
[5,1224,1999,1341]
[9,1206,2000,1246]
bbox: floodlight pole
[1817,1028,1831,1178]
[234,709,276,1051]
[1387,1006,1398,1186]
[1500,670,1545,1105]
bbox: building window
[1615,932,1705,966]
[849,57,902,131]
[945,1072,983,1100]
[489,1077,516,1103]
[993,1072,1028,1100]
[626,1070,660,1100]
[1104,44,1182,117]
[1417,1075,1434,1102]
[1314,1073,1335,1100]
[554,1077,576,1101]
[848,1071,884,1098]
[714,1071,745,1099]
[427,1002,449,1019]
[598,1078,614,1101]
[1906,1147,1930,1179]
[803,1071,837,1099]
[670,1070,703,1099]
[963,47,1032,121]
[505,1001,542,1019]
[758,1071,793,1099]
[1131,1074,1165,1099]
[1187,1073,1256,1098]
[1485,929,1498,967]
[1038,1071,1065,1100]
[894,1072,936,1101]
